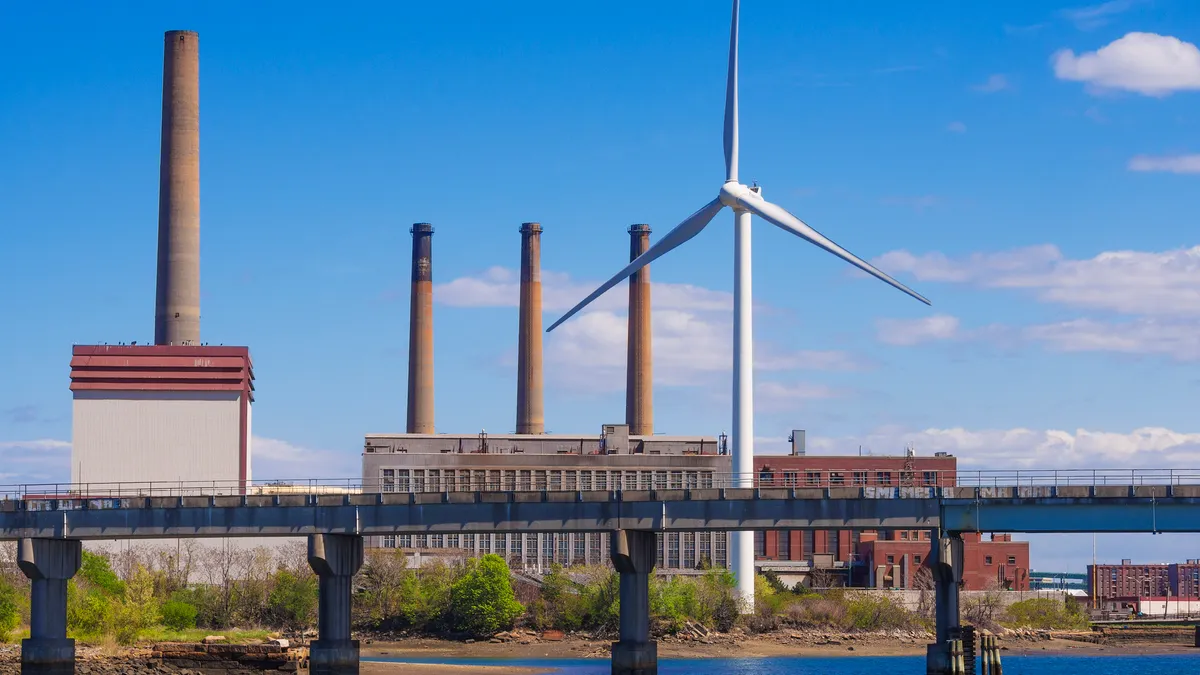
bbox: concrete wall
[72,390,245,488]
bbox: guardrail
[3,468,1200,500]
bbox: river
[369,654,1200,674]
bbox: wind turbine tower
[546,0,931,609]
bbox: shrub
[846,593,924,631]
[783,595,849,629]
[1002,597,1088,630]
[449,555,523,636]
[0,580,19,642]
[267,569,318,631]
[696,567,739,632]
[159,600,198,631]
[68,583,115,637]
[79,551,124,597]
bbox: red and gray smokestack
[154,30,201,346]
[407,223,435,434]
[626,224,653,435]
[516,222,544,434]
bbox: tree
[160,599,199,631]
[0,579,19,642]
[267,568,318,631]
[114,564,160,645]
[449,554,523,636]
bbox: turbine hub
[719,181,756,209]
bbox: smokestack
[154,30,201,346]
[406,223,435,434]
[626,224,653,436]
[516,222,544,434]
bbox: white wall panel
[72,391,243,488]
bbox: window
[914,555,922,564]
[447,534,459,549]
[759,471,774,486]
[715,532,728,567]
[852,471,867,486]
[399,535,411,548]
[829,530,840,558]
[985,556,993,565]
[518,470,532,491]
[596,471,608,491]
[574,535,585,563]
[668,533,680,568]
[830,472,845,486]
[382,535,396,548]
[700,532,712,567]
[876,471,893,486]
[900,531,909,540]
[656,533,665,567]
[381,469,395,493]
[754,531,766,556]
[778,530,791,560]
[397,469,411,492]
[549,471,562,491]
[565,471,577,491]
[806,471,821,486]
[655,471,668,489]
[682,532,695,568]
[1008,556,1017,565]
[428,469,441,492]
[685,471,699,489]
[886,555,895,565]
[783,471,798,487]
[923,471,937,486]
[535,470,547,490]
[580,471,593,491]
[802,530,814,560]
[670,471,683,489]
[413,470,425,492]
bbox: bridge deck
[3,485,1200,539]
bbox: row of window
[378,531,729,570]
[757,470,942,487]
[379,468,716,493]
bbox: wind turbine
[546,0,930,607]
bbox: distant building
[752,448,1030,590]
[69,345,254,492]
[1088,559,1200,611]
[361,424,731,571]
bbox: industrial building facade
[752,451,1031,590]
[69,345,255,490]
[361,425,731,571]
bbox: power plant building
[362,426,731,571]
[69,345,254,490]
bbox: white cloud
[1026,317,1200,361]
[809,425,1200,470]
[1060,0,1141,30]
[755,382,843,413]
[946,121,967,134]
[0,439,70,451]
[1129,154,1200,174]
[1053,32,1200,97]
[875,315,960,346]
[545,309,865,392]
[435,267,730,313]
[972,74,1012,93]
[875,244,1200,317]
[252,436,359,480]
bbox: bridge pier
[610,530,657,675]
[307,534,364,675]
[927,532,964,675]
[18,538,82,675]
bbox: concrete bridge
[6,480,1200,674]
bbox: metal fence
[2,468,1199,500]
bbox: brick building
[1089,560,1200,609]
[753,446,1030,590]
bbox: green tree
[78,551,124,597]
[159,600,198,632]
[449,554,523,636]
[113,565,160,645]
[267,569,318,631]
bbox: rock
[465,639,475,644]
[202,635,226,644]
[541,629,565,641]
[271,639,291,649]
[847,646,855,651]
[490,638,502,643]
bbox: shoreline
[360,632,1200,661]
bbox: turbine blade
[723,0,740,182]
[546,198,727,332]
[737,194,931,306]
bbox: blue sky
[2,0,1199,570]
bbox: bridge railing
[2,468,1200,501]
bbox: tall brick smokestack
[154,30,201,346]
[626,224,653,435]
[516,222,545,434]
[406,223,435,434]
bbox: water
[368,654,1200,674]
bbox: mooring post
[19,538,82,675]
[308,534,364,675]
[610,530,657,675]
